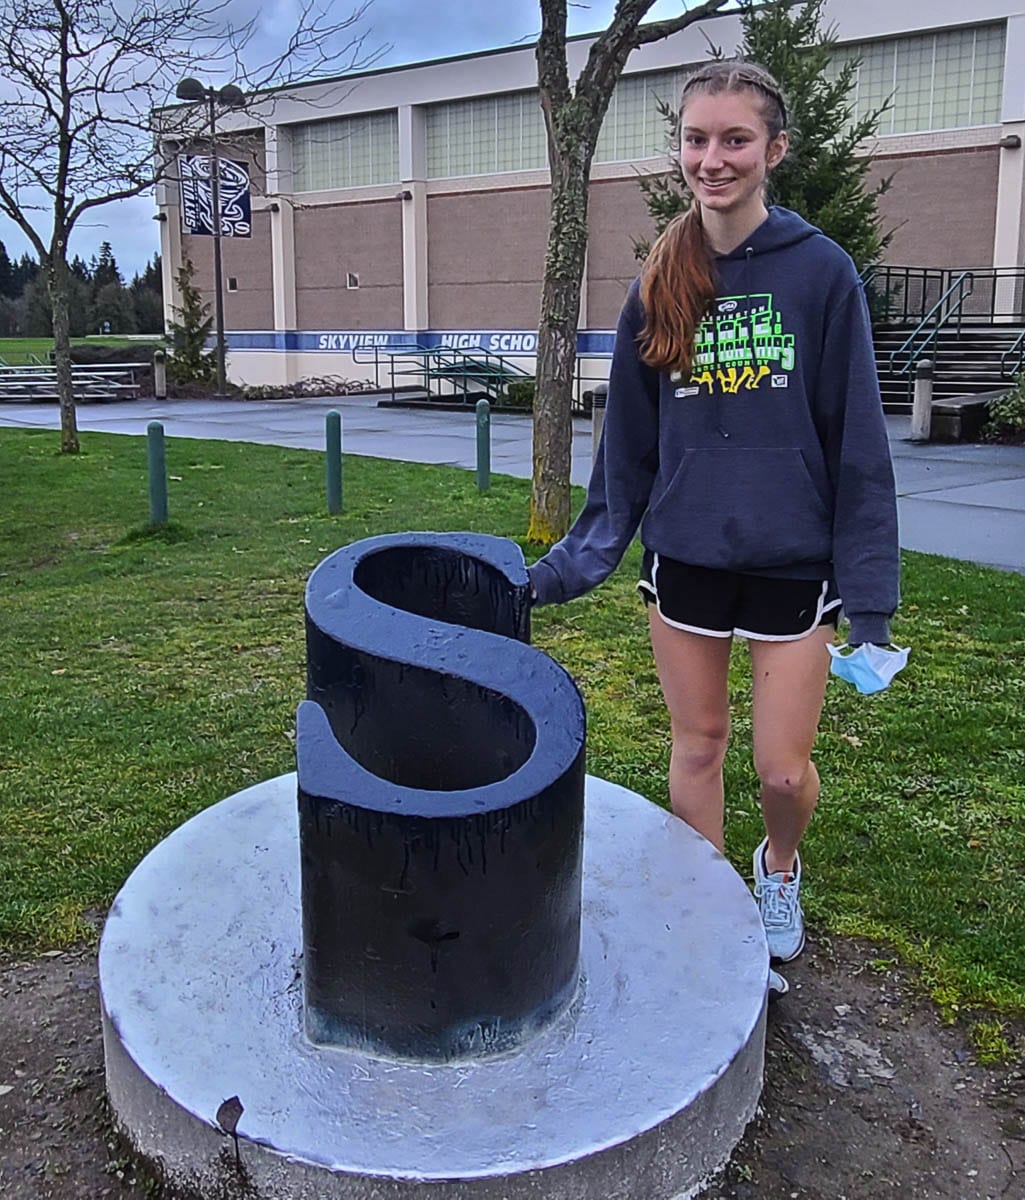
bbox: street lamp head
[218,83,246,108]
[176,77,206,102]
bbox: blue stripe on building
[226,330,617,356]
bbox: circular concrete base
[100,775,768,1200]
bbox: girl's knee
[756,758,816,798]
[672,726,730,775]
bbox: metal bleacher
[0,361,144,404]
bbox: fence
[867,265,1025,324]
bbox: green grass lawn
[1,427,1023,1025]
[0,335,161,365]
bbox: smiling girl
[529,61,900,995]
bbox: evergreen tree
[131,286,165,333]
[69,254,91,284]
[23,270,93,335]
[166,255,215,383]
[12,252,38,295]
[139,253,162,293]
[130,253,164,333]
[22,272,54,335]
[0,294,18,334]
[93,279,137,333]
[0,240,14,298]
[91,240,123,292]
[635,0,892,274]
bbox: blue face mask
[828,643,909,695]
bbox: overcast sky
[0,0,694,280]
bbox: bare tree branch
[0,0,379,452]
[631,0,734,48]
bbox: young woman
[528,61,899,992]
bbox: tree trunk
[528,142,590,545]
[48,257,79,454]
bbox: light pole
[175,77,246,397]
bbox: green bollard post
[476,398,491,492]
[146,421,168,526]
[326,409,343,514]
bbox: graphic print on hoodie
[676,292,796,397]
[528,207,900,647]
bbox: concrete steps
[873,322,1023,413]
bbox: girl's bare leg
[748,625,834,872]
[648,609,733,850]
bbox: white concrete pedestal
[100,774,767,1199]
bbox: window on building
[290,110,400,191]
[826,22,1006,135]
[594,68,687,164]
[425,69,686,180]
[426,92,548,177]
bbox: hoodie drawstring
[745,245,757,379]
[714,245,756,439]
[713,316,729,439]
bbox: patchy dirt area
[0,935,1022,1200]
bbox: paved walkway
[2,396,1024,575]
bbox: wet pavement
[2,396,1023,575]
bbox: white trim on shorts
[642,553,842,642]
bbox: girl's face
[679,89,787,221]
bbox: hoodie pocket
[646,447,833,569]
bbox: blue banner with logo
[179,154,252,238]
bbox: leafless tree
[0,0,378,453]
[530,0,731,543]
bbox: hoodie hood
[715,207,821,260]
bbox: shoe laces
[755,873,799,928]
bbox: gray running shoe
[768,967,789,999]
[753,837,806,962]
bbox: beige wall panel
[182,212,274,330]
[1019,171,1025,265]
[294,202,403,329]
[870,148,1000,268]
[587,178,656,326]
[428,189,549,327]
[588,280,637,328]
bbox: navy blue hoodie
[529,207,900,646]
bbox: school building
[154,0,1025,390]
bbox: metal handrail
[352,342,531,403]
[350,343,429,393]
[1000,328,1025,380]
[888,271,974,378]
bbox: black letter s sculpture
[297,532,586,1062]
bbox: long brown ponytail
[639,205,716,378]
[638,61,788,378]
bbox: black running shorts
[638,549,841,641]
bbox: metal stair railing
[1000,328,1025,381]
[351,343,430,395]
[887,272,975,395]
[862,264,949,324]
[424,346,531,402]
[353,343,531,403]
